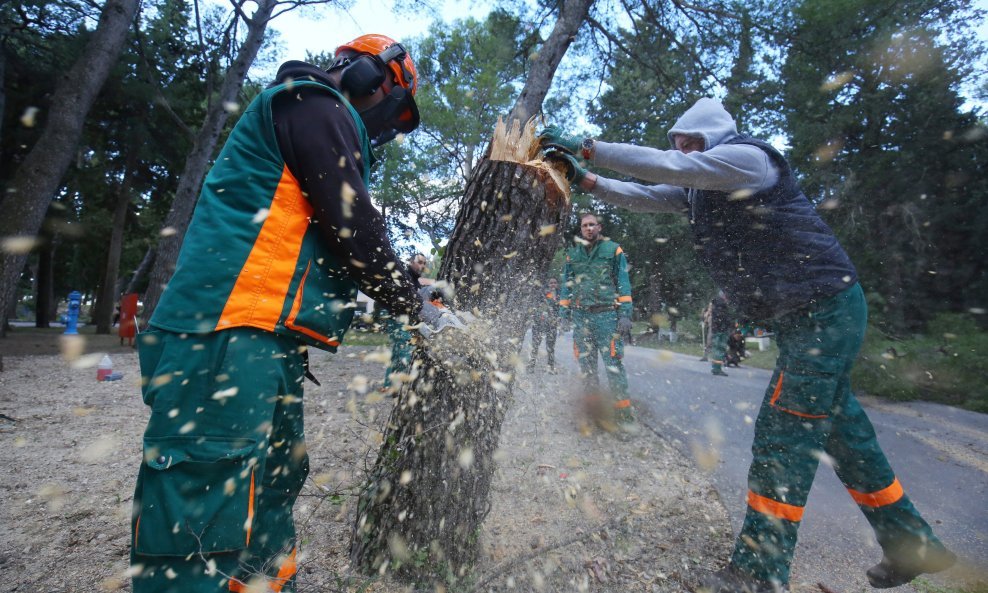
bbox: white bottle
[97,354,113,381]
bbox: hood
[667,98,738,151]
[271,61,338,89]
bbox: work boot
[699,356,709,362]
[866,547,956,588]
[696,566,788,593]
[712,367,729,376]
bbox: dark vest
[689,136,857,320]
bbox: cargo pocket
[283,260,356,349]
[768,355,843,419]
[135,436,259,557]
[136,330,166,406]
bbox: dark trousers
[530,320,557,369]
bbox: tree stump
[349,119,570,584]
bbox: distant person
[528,277,560,374]
[540,98,954,592]
[559,212,636,431]
[699,301,712,362]
[725,328,745,368]
[709,291,732,376]
[383,252,432,391]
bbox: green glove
[543,150,587,184]
[537,125,581,154]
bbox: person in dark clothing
[540,98,954,593]
[528,277,560,373]
[130,34,428,593]
[725,329,745,368]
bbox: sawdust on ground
[0,332,735,592]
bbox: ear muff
[338,55,387,97]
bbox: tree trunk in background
[36,241,53,328]
[93,159,136,334]
[350,1,592,580]
[140,0,277,327]
[0,0,139,338]
[124,246,156,296]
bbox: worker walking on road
[130,34,425,593]
[540,98,955,593]
[709,290,732,376]
[528,277,560,374]
[560,212,636,431]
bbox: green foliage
[781,0,988,333]
[853,313,988,412]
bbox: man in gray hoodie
[540,98,955,593]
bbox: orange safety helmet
[335,33,418,96]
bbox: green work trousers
[130,328,307,593]
[572,309,630,408]
[711,331,729,372]
[730,283,946,585]
[383,316,413,390]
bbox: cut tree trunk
[350,120,571,583]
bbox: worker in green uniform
[559,212,636,429]
[130,34,427,593]
[382,252,432,392]
[541,98,955,592]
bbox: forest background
[1,0,986,410]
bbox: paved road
[535,334,988,592]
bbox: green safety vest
[150,80,373,352]
[560,238,633,317]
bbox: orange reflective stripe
[572,342,579,360]
[134,514,141,550]
[284,262,341,347]
[614,399,631,409]
[218,166,312,331]
[615,246,623,255]
[227,548,297,592]
[610,338,616,357]
[559,299,571,307]
[617,295,632,303]
[848,478,904,508]
[747,490,804,522]
[768,371,828,419]
[246,468,256,546]
[271,548,299,592]
[769,371,784,406]
[429,299,446,309]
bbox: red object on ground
[119,293,138,345]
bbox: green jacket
[150,80,372,352]
[560,238,633,318]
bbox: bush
[853,313,988,413]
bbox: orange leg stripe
[229,579,247,593]
[218,166,312,331]
[747,490,804,522]
[271,547,299,592]
[848,478,904,508]
[769,371,784,406]
[614,399,631,409]
[610,339,616,358]
[246,468,256,547]
[134,514,141,550]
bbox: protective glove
[416,287,467,338]
[537,125,581,154]
[543,150,587,184]
[617,317,633,335]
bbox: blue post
[64,291,82,335]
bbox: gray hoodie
[588,98,778,212]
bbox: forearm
[579,173,688,213]
[591,141,778,192]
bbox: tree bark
[93,157,137,334]
[140,0,277,327]
[35,241,53,328]
[124,245,156,296]
[350,1,592,581]
[0,0,140,337]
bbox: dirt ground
[0,329,734,592]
